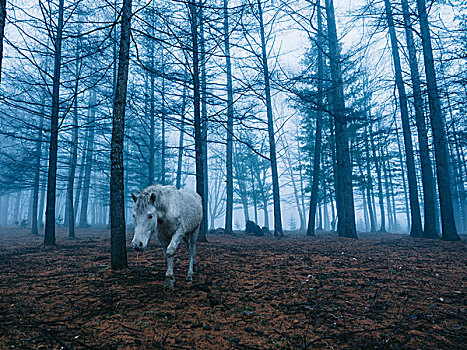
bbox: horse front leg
[164,229,184,292]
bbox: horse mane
[134,184,175,214]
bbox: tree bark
[199,3,208,240]
[370,122,386,231]
[415,0,459,240]
[257,0,283,236]
[13,192,21,224]
[44,0,64,246]
[384,0,423,237]
[395,125,410,233]
[380,142,393,231]
[65,34,81,239]
[307,0,324,236]
[324,0,357,238]
[79,90,96,228]
[149,48,155,185]
[73,141,86,223]
[223,0,234,235]
[0,0,6,84]
[401,0,438,238]
[176,84,187,189]
[31,112,44,235]
[189,0,207,242]
[110,0,132,270]
[364,125,376,232]
[160,61,166,185]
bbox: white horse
[130,185,202,291]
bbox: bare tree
[400,0,438,238]
[324,0,357,238]
[44,0,65,246]
[223,0,235,235]
[0,0,6,83]
[189,0,207,242]
[110,0,132,270]
[384,0,423,237]
[257,0,283,236]
[307,0,324,236]
[415,0,459,241]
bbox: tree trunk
[31,114,44,235]
[38,177,45,228]
[161,61,166,185]
[13,192,21,224]
[199,3,208,240]
[387,154,398,230]
[44,0,64,246]
[262,199,269,229]
[79,90,97,228]
[65,35,81,239]
[380,143,393,231]
[250,169,258,224]
[176,84,187,189]
[322,176,329,230]
[394,121,411,233]
[65,96,78,238]
[370,123,386,232]
[257,0,283,236]
[223,0,234,235]
[364,125,376,232]
[400,0,438,238]
[324,0,357,238]
[73,141,86,224]
[189,0,207,242]
[110,0,132,270]
[415,0,459,240]
[149,51,155,185]
[3,195,9,225]
[297,130,307,229]
[0,0,6,84]
[242,195,249,224]
[307,0,324,236]
[384,0,423,237]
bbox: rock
[214,326,220,331]
[191,284,211,293]
[209,228,226,235]
[256,329,264,335]
[245,221,263,236]
[208,294,220,307]
[203,325,212,331]
[244,326,254,333]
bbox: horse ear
[131,193,137,202]
[150,193,157,204]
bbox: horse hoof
[164,277,175,292]
[186,274,193,283]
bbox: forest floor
[0,227,465,349]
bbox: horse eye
[148,214,153,219]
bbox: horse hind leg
[187,226,199,282]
